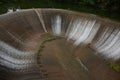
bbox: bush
[51,0,120,12]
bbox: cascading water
[0,41,42,80]
[51,15,62,36]
[66,18,100,46]
[0,9,120,80]
[91,25,120,60]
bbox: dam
[0,9,120,80]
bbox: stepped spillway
[0,9,120,80]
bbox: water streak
[51,15,62,36]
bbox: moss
[39,43,45,48]
[38,36,55,52]
[37,35,56,65]
[110,63,120,73]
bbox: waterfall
[65,18,100,46]
[92,27,120,60]
[51,15,62,36]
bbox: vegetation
[37,35,56,76]
[38,35,56,54]
[110,63,120,73]
[35,35,56,78]
[37,35,56,64]
[53,0,120,13]
[0,0,120,21]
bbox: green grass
[0,0,120,21]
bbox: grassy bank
[0,0,120,21]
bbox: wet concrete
[0,9,120,80]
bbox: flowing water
[0,9,120,80]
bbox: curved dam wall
[0,9,120,80]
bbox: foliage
[52,0,120,12]
[0,0,120,21]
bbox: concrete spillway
[0,9,120,80]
